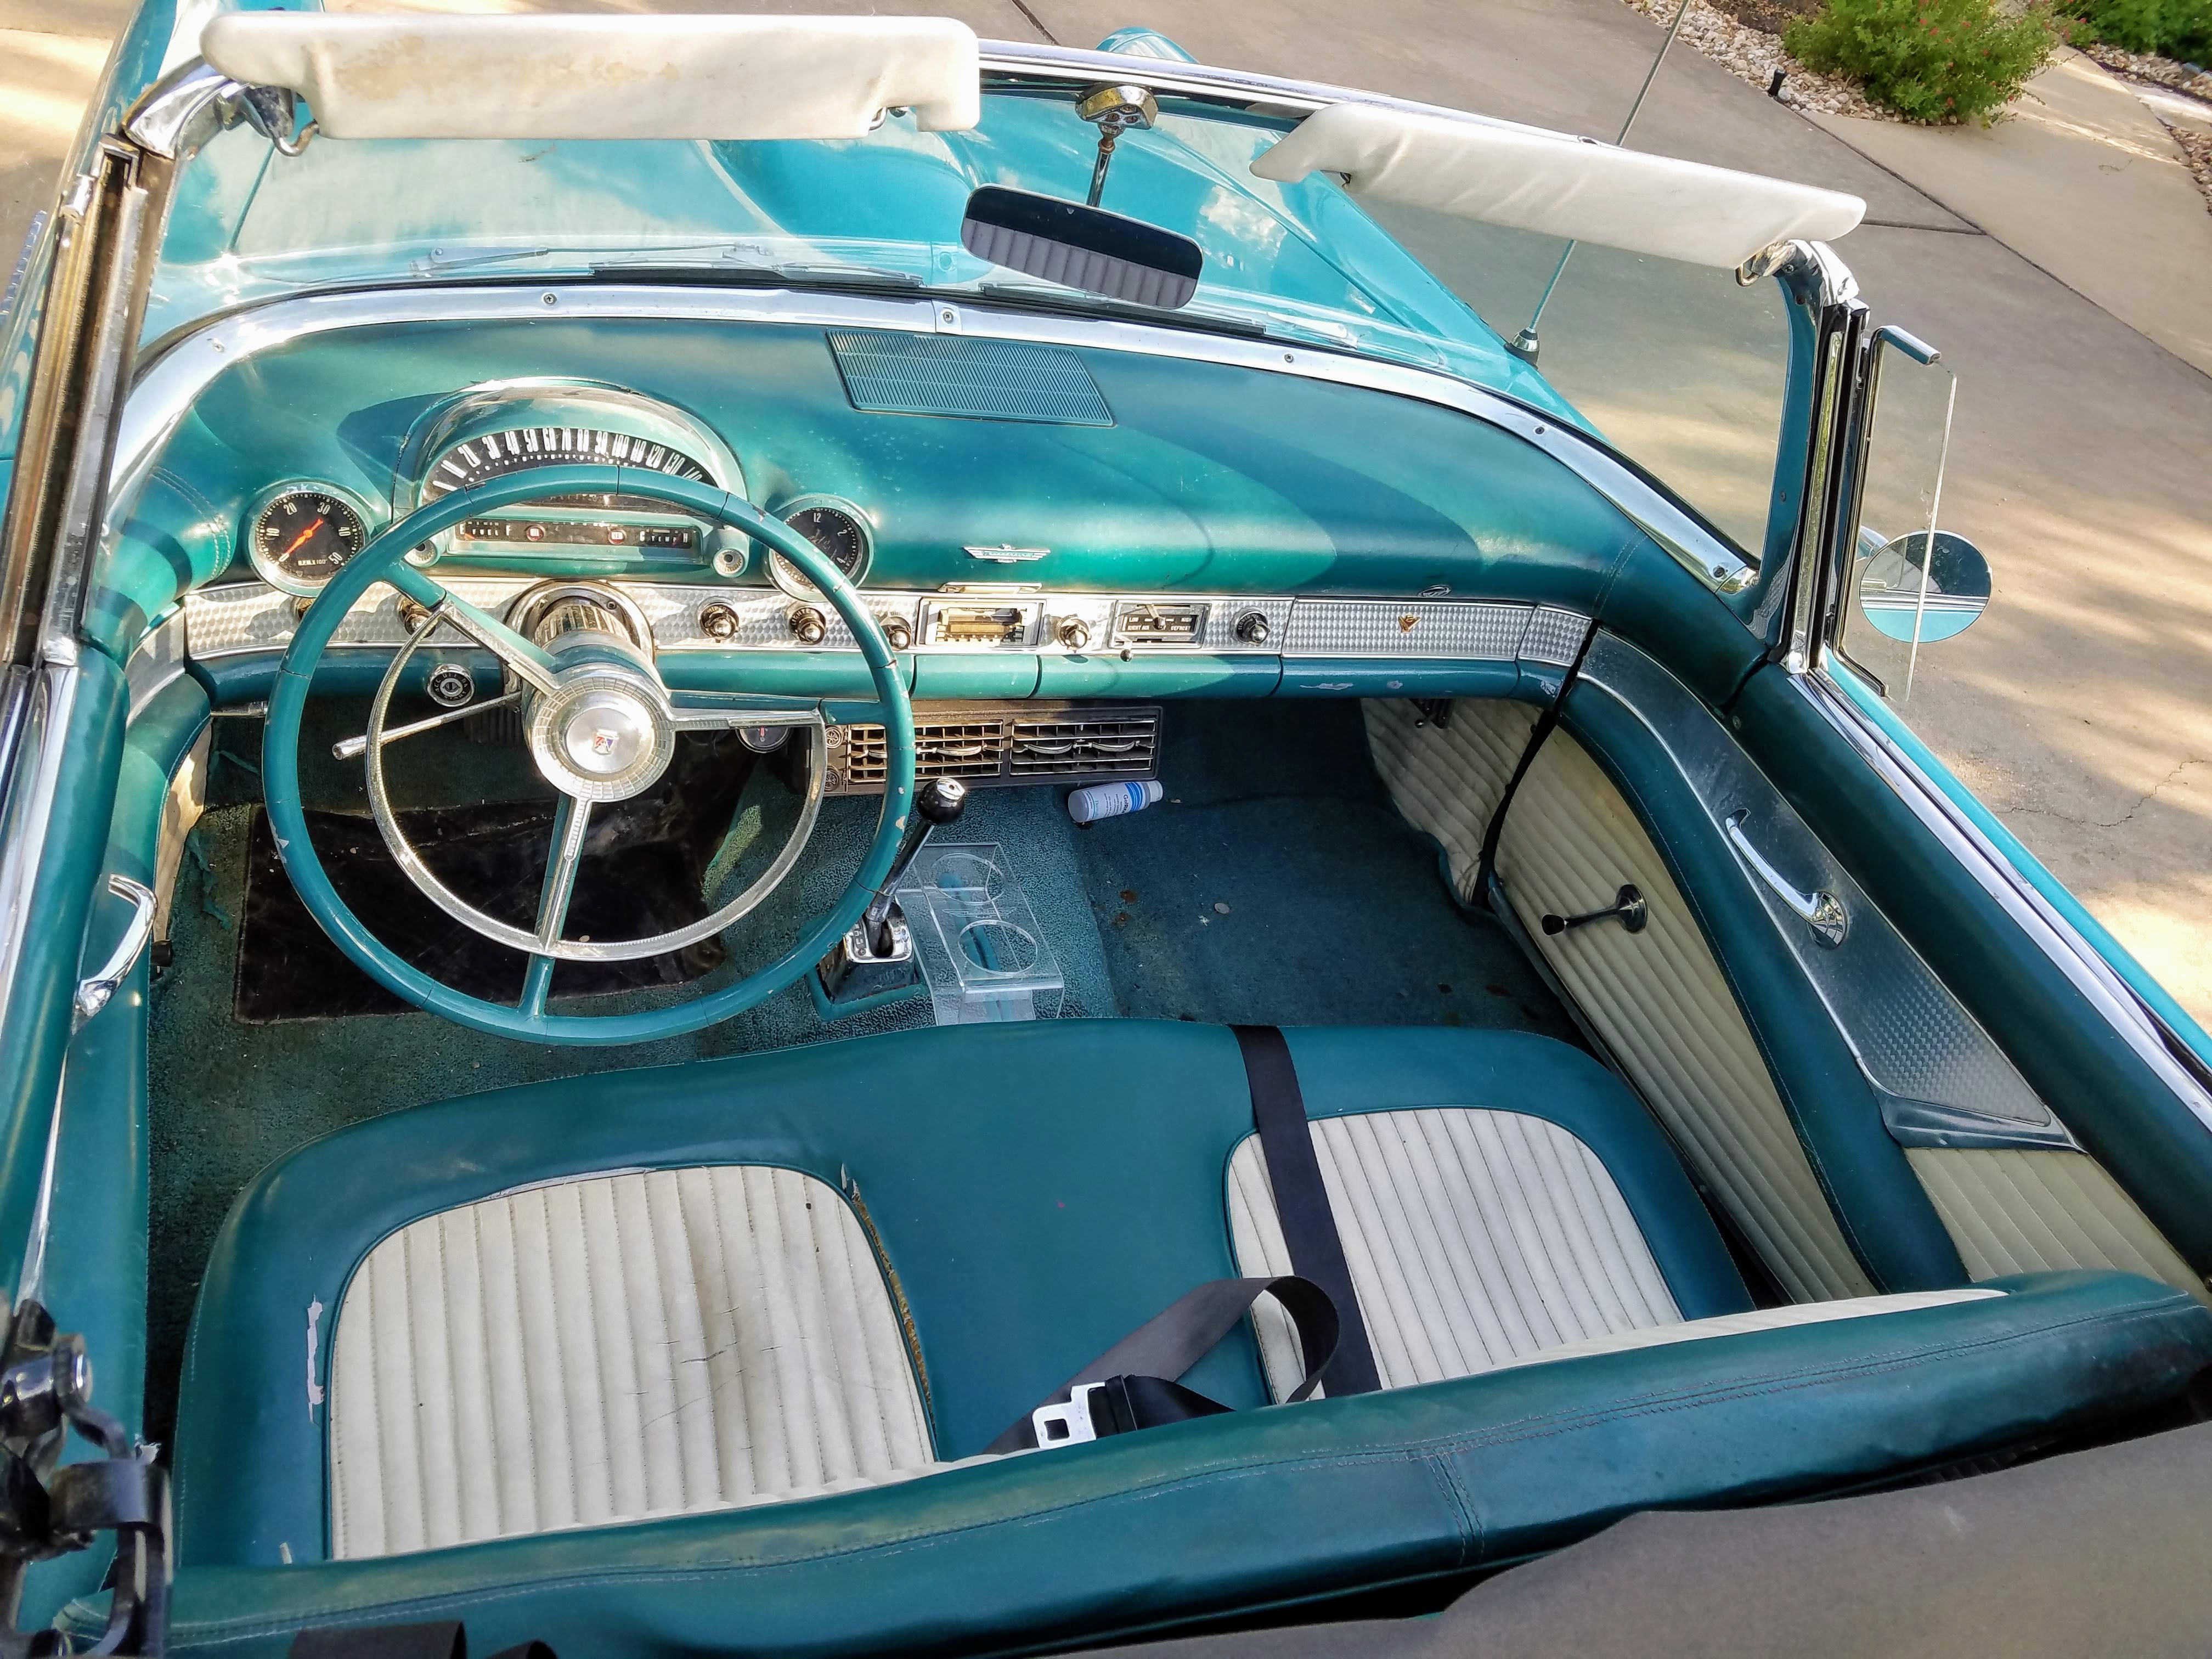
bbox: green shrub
[1786,0,2058,123]
[2059,0,2212,61]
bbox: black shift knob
[918,777,968,825]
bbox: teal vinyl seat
[159,1022,2212,1656]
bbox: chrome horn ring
[357,596,828,977]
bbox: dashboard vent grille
[1009,714,1158,777]
[840,726,888,787]
[829,331,1114,426]
[825,702,1161,795]
[915,719,1008,780]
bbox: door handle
[74,874,157,1028]
[1723,811,1848,947]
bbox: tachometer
[249,486,370,595]
[768,499,872,599]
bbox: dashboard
[107,305,1707,720]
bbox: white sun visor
[198,13,982,142]
[1252,103,1864,270]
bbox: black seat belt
[988,1274,1339,1454]
[1233,1025,1382,1397]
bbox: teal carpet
[146,699,1572,1446]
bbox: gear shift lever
[817,777,968,1007]
[864,777,968,953]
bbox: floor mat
[1074,702,1579,1037]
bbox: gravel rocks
[2170,124,2212,213]
[2079,41,2212,104]
[1619,0,1901,121]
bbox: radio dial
[1233,610,1272,646]
[1056,615,1092,651]
[881,616,913,651]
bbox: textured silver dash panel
[184,579,532,656]
[1519,606,1590,667]
[829,331,1114,426]
[635,588,924,652]
[1283,600,1529,659]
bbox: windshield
[148,88,1576,420]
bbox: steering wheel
[262,464,916,1045]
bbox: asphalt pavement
[6,0,2209,1025]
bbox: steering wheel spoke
[520,793,594,1016]
[387,565,562,694]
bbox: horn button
[528,673,675,802]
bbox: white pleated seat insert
[1227,1107,1683,1399]
[328,1165,934,1560]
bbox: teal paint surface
[1826,660,2212,1073]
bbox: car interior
[12,14,2211,1652]
[57,301,2209,1654]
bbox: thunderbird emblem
[1399,614,1419,633]
[590,729,618,757]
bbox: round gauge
[248,486,371,595]
[768,499,872,600]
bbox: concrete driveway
[8,0,2210,1025]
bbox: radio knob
[698,602,741,642]
[1233,609,1271,646]
[881,616,913,651]
[788,605,828,646]
[1055,615,1092,651]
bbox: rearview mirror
[960,185,1201,310]
[1855,528,1990,644]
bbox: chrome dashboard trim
[182,580,1584,665]
[113,285,1751,596]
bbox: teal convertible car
[2,7,2211,1654]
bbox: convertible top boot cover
[1061,1420,2212,1659]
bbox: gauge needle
[279,518,326,559]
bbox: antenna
[1509,0,1695,366]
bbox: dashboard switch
[1233,610,1272,646]
[1055,615,1092,651]
[698,602,741,642]
[788,605,829,646]
[426,663,476,708]
[881,616,913,651]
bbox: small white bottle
[1068,780,1164,824]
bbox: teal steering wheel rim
[262,464,916,1045]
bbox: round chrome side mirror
[1855,528,1990,644]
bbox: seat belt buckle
[1033,1381,1107,1447]
[1032,1378,1139,1447]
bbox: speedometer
[249,486,370,595]
[422,426,714,509]
[768,499,873,599]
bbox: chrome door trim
[1797,667,2212,1135]
[0,653,82,1019]
[1578,631,2078,1152]
[112,284,1752,596]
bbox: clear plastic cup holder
[895,842,1063,1024]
